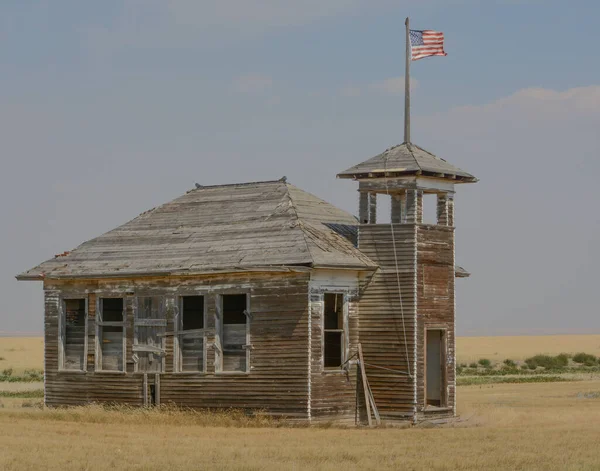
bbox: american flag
[409,30,447,61]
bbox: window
[96,298,125,372]
[323,293,346,369]
[133,296,166,373]
[425,329,447,407]
[175,296,205,372]
[61,298,87,370]
[216,294,249,372]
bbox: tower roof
[17,180,377,280]
[337,143,477,182]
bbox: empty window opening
[323,293,345,368]
[426,329,446,407]
[220,294,248,372]
[134,296,166,373]
[376,194,391,224]
[98,298,124,372]
[422,193,438,225]
[177,296,205,372]
[62,299,86,370]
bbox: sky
[1,0,599,336]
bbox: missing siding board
[63,299,86,370]
[221,294,248,372]
[323,293,344,368]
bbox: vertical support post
[447,196,455,227]
[391,194,404,224]
[404,17,411,144]
[359,192,369,224]
[437,194,449,226]
[357,343,372,427]
[143,373,148,407]
[415,190,423,224]
[154,373,160,406]
[368,192,377,224]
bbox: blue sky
[1,1,599,335]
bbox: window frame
[322,292,349,372]
[95,295,127,374]
[58,296,88,372]
[215,292,251,374]
[174,294,208,374]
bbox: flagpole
[404,17,411,144]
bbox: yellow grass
[0,380,599,470]
[457,334,600,364]
[0,337,43,374]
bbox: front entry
[425,329,446,407]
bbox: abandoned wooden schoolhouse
[17,142,476,424]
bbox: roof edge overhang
[16,264,318,282]
[337,169,478,183]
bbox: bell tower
[337,142,477,421]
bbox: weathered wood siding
[357,224,417,420]
[43,272,310,418]
[416,224,455,418]
[309,270,360,422]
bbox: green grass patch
[0,369,43,382]
[458,375,575,386]
[0,390,44,398]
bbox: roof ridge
[190,179,284,191]
[405,142,424,172]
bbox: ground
[1,335,600,470]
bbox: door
[134,296,166,373]
[426,329,445,407]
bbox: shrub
[1,368,13,377]
[503,359,517,368]
[478,358,492,368]
[524,354,569,370]
[572,353,598,366]
[456,366,464,375]
[469,362,478,368]
[0,356,5,361]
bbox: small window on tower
[323,293,345,369]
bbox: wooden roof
[17,180,377,280]
[337,143,477,182]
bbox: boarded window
[324,293,345,368]
[219,294,248,372]
[98,298,124,372]
[134,296,166,373]
[177,296,205,372]
[62,299,86,370]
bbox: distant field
[0,337,43,374]
[3,335,600,374]
[456,334,600,364]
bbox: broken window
[323,293,346,369]
[176,296,205,372]
[134,296,166,373]
[97,298,125,372]
[216,294,249,373]
[61,298,87,370]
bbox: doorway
[425,329,446,407]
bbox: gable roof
[337,143,477,182]
[17,180,377,280]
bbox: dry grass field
[1,335,600,469]
[1,380,600,470]
[0,336,43,374]
[456,334,600,364]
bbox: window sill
[215,371,250,376]
[94,370,127,375]
[423,405,452,412]
[58,369,87,375]
[322,368,347,375]
[172,371,207,375]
